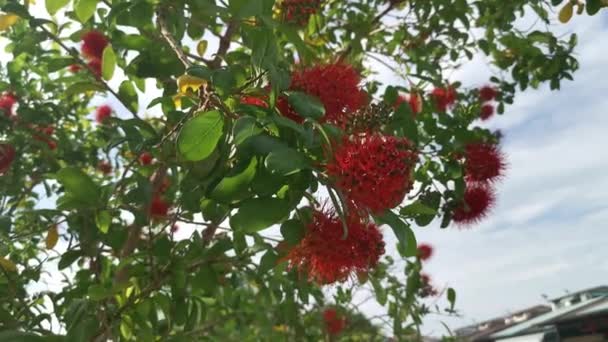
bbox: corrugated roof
[549,286,608,303]
[491,297,605,339]
[558,297,608,319]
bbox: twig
[156,8,193,68]
[210,21,238,69]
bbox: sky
[3,1,608,338]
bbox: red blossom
[95,105,112,124]
[394,92,423,116]
[323,308,346,336]
[68,64,82,73]
[431,86,457,112]
[479,85,498,102]
[0,93,17,116]
[279,62,365,126]
[417,243,433,261]
[420,273,439,297]
[0,143,16,175]
[284,208,385,284]
[480,104,495,121]
[97,161,112,175]
[81,31,109,60]
[281,0,323,26]
[327,134,417,214]
[240,95,268,108]
[87,59,102,77]
[32,125,57,150]
[139,152,153,166]
[149,195,170,219]
[452,184,496,226]
[464,143,506,184]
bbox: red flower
[87,59,102,77]
[479,85,498,102]
[0,143,16,175]
[284,208,385,284]
[32,125,57,150]
[97,161,112,175]
[240,95,268,108]
[279,62,365,126]
[464,143,506,184]
[281,0,323,26]
[327,134,417,214]
[480,104,495,121]
[417,243,433,261]
[139,152,154,166]
[420,273,439,298]
[394,92,423,116]
[81,31,109,60]
[95,105,112,124]
[68,64,82,73]
[0,93,17,116]
[431,86,457,112]
[149,195,170,219]
[452,184,496,226]
[323,308,346,336]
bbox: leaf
[58,249,82,270]
[74,0,99,22]
[376,211,417,257]
[95,210,111,234]
[101,45,116,81]
[233,116,262,145]
[197,40,208,56]
[177,110,224,161]
[285,91,325,120]
[558,2,574,23]
[0,14,20,31]
[587,0,601,15]
[265,148,311,176]
[259,249,278,274]
[46,0,71,15]
[56,167,100,206]
[46,225,59,249]
[400,201,437,216]
[177,74,207,94]
[65,82,104,96]
[230,198,290,233]
[280,219,305,245]
[210,158,257,203]
[0,257,17,272]
[447,288,457,311]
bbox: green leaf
[74,0,99,22]
[0,215,11,235]
[265,148,311,176]
[587,0,601,15]
[210,158,257,203]
[88,284,112,301]
[280,219,305,245]
[233,116,262,145]
[101,45,116,81]
[56,167,100,206]
[65,82,104,96]
[230,198,290,233]
[58,249,82,270]
[178,110,224,161]
[118,81,139,113]
[400,201,437,216]
[285,91,325,120]
[259,249,278,274]
[447,287,457,311]
[95,210,111,234]
[376,211,417,257]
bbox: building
[456,286,608,342]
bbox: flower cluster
[0,93,17,117]
[284,208,385,284]
[431,86,457,112]
[452,184,496,225]
[464,143,506,184]
[80,31,109,77]
[96,105,113,124]
[0,143,15,175]
[417,243,433,261]
[478,85,499,121]
[323,308,346,336]
[420,273,439,298]
[327,134,417,214]
[281,0,323,26]
[31,125,57,150]
[278,62,366,126]
[394,92,423,116]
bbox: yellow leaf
[0,13,20,31]
[559,2,574,23]
[196,40,208,57]
[273,325,289,333]
[177,74,207,94]
[0,257,17,272]
[172,94,184,109]
[46,225,59,249]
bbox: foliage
[0,0,596,340]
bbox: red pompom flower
[480,103,495,121]
[97,161,112,175]
[278,62,366,126]
[420,273,439,298]
[431,86,457,112]
[281,0,323,26]
[464,143,506,184]
[452,184,496,226]
[87,59,102,78]
[417,243,433,261]
[240,95,268,108]
[479,85,498,102]
[68,64,82,73]
[149,195,171,219]
[0,93,17,116]
[139,152,154,166]
[284,208,385,284]
[95,105,112,124]
[326,134,417,214]
[323,308,346,336]
[0,143,16,175]
[394,92,423,116]
[81,31,109,60]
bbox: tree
[0,0,602,340]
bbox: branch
[37,24,143,120]
[210,21,238,69]
[156,8,193,68]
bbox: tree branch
[210,21,238,69]
[156,8,193,68]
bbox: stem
[211,20,238,69]
[156,7,193,68]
